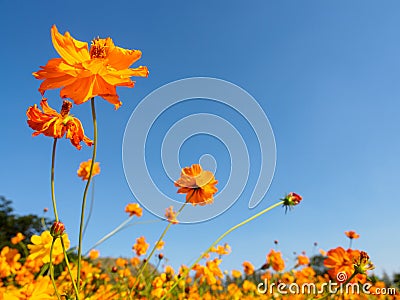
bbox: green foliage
[0,195,52,252]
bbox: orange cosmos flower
[242,261,255,275]
[165,206,178,224]
[88,249,100,260]
[33,25,149,109]
[132,236,149,256]
[266,249,285,272]
[324,246,365,283]
[27,99,93,150]
[155,240,165,250]
[125,203,143,217]
[77,159,100,180]
[174,164,218,206]
[11,233,25,245]
[345,230,360,239]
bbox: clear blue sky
[1,1,399,276]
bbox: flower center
[90,38,108,59]
[60,101,72,117]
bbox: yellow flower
[27,231,70,264]
[33,25,149,109]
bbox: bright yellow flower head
[33,25,149,109]
[27,231,70,264]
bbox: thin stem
[130,202,187,298]
[83,179,95,238]
[84,215,134,255]
[49,238,62,300]
[51,138,59,222]
[349,239,353,249]
[77,98,97,290]
[160,200,284,299]
[61,238,80,300]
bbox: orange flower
[33,25,149,109]
[27,99,93,150]
[210,244,231,256]
[324,247,365,283]
[174,164,218,206]
[125,203,143,217]
[296,254,310,267]
[242,261,255,275]
[156,240,165,250]
[345,230,360,239]
[11,233,25,245]
[266,249,285,272]
[165,206,178,224]
[77,159,100,180]
[88,249,100,260]
[132,236,149,256]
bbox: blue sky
[1,0,400,276]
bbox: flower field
[1,23,399,300]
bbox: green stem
[49,238,62,300]
[160,200,284,300]
[130,202,187,298]
[84,215,134,255]
[77,97,97,290]
[51,138,59,222]
[61,238,80,300]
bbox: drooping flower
[77,159,100,180]
[125,203,143,217]
[33,25,149,109]
[345,230,360,240]
[27,99,93,150]
[27,231,70,264]
[132,236,149,256]
[174,164,218,206]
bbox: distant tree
[0,195,52,252]
[310,254,327,276]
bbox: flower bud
[282,192,302,212]
[50,221,65,237]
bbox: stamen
[90,37,108,58]
[60,100,72,117]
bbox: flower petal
[51,25,90,65]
